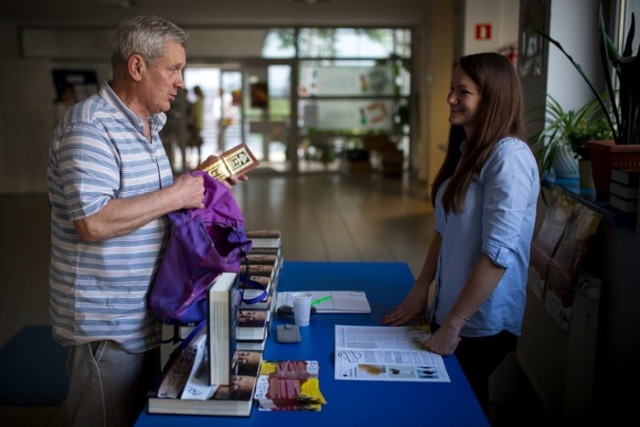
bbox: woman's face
[447,65,481,133]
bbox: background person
[187,84,205,166]
[382,52,539,418]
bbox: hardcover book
[609,193,639,213]
[610,168,640,186]
[238,275,272,307]
[245,229,282,239]
[208,272,241,386]
[609,181,639,200]
[198,143,259,181]
[236,338,267,352]
[236,309,269,341]
[239,263,275,278]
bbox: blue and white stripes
[48,82,173,352]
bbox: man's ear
[128,54,145,81]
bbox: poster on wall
[250,82,269,109]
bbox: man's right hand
[172,173,205,210]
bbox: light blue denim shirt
[433,137,540,337]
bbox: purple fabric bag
[149,170,252,326]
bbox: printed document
[334,325,450,382]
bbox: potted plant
[530,95,604,179]
[532,4,640,200]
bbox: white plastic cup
[292,292,313,327]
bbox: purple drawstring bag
[148,170,252,328]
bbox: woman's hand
[381,283,430,326]
[423,322,462,356]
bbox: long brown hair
[431,52,524,212]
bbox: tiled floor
[0,170,556,426]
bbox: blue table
[135,261,490,426]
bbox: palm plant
[530,95,609,176]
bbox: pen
[311,295,331,306]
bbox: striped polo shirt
[47,82,173,353]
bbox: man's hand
[171,173,205,209]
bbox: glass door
[182,63,293,173]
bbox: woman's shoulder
[494,136,530,151]
[484,136,537,174]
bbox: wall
[0,60,54,193]
[464,0,520,55]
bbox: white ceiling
[0,0,433,28]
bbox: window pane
[297,28,410,58]
[300,99,394,132]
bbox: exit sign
[475,23,492,40]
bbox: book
[236,338,267,351]
[239,263,275,278]
[610,168,640,186]
[236,309,269,341]
[198,142,260,181]
[246,253,280,267]
[148,348,262,417]
[248,246,282,256]
[276,290,371,313]
[245,229,282,239]
[207,272,241,386]
[240,293,273,311]
[609,181,639,200]
[253,360,326,411]
[238,275,272,308]
[609,193,639,213]
[334,325,450,382]
[155,323,208,400]
[249,236,282,250]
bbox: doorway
[174,62,293,173]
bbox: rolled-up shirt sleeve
[481,140,538,269]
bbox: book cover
[253,374,326,411]
[198,142,259,181]
[208,272,241,386]
[236,309,269,341]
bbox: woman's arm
[382,233,442,326]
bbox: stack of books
[235,229,284,351]
[148,272,263,417]
[608,168,640,214]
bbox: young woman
[382,52,540,414]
